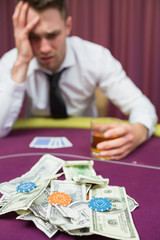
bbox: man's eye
[47,34,56,39]
[29,35,40,41]
[47,32,60,39]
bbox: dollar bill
[73,174,109,186]
[0,154,64,195]
[29,188,50,220]
[67,227,91,236]
[50,180,86,202]
[127,195,139,212]
[47,180,87,229]
[64,201,91,236]
[0,194,11,207]
[17,212,57,238]
[0,176,50,215]
[0,155,140,239]
[67,201,90,226]
[55,201,89,224]
[47,204,68,226]
[63,160,96,180]
[89,186,140,240]
[28,172,64,221]
[54,203,79,220]
[50,202,90,232]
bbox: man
[0,0,157,160]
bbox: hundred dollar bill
[0,194,11,207]
[0,176,50,215]
[59,202,90,232]
[127,195,139,212]
[63,160,96,180]
[29,188,50,220]
[67,201,90,226]
[89,186,139,240]
[54,203,79,220]
[28,172,64,221]
[49,202,90,232]
[55,201,89,224]
[0,154,64,195]
[47,180,87,227]
[64,202,91,236]
[50,180,86,202]
[17,212,57,238]
[67,227,91,236]
[73,174,109,186]
[47,204,68,226]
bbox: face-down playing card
[29,136,72,149]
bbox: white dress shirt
[0,36,157,137]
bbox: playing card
[29,137,73,149]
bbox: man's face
[27,7,72,72]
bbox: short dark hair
[17,0,68,20]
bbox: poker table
[0,117,160,240]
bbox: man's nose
[39,38,51,53]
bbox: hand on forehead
[26,4,40,23]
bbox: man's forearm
[11,58,29,84]
[0,80,25,138]
[131,122,148,147]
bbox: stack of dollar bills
[0,154,139,239]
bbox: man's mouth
[40,56,54,63]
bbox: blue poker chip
[88,197,112,212]
[17,182,36,193]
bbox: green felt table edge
[13,117,160,137]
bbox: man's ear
[65,16,72,36]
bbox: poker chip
[17,182,36,193]
[48,192,71,206]
[88,197,112,212]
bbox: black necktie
[46,69,68,118]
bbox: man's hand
[97,122,148,160]
[11,1,40,84]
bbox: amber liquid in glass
[91,131,107,159]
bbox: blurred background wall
[0,0,159,121]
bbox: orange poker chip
[48,192,71,206]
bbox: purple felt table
[0,127,160,240]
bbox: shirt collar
[59,37,76,70]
